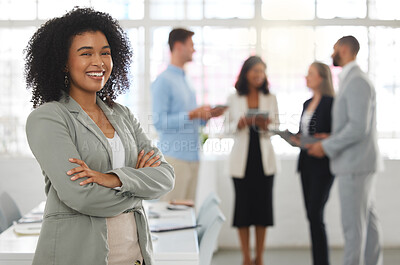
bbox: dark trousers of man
[301,168,334,265]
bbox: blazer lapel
[97,98,132,167]
[60,95,114,166]
[239,95,248,113]
[308,97,323,134]
[339,66,360,96]
[258,92,268,112]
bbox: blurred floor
[211,248,400,265]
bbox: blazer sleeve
[26,104,141,218]
[106,107,175,200]
[267,94,280,131]
[322,77,373,158]
[224,94,241,136]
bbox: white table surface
[0,201,199,265]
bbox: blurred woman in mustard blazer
[292,61,335,265]
[225,56,279,265]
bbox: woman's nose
[92,54,104,67]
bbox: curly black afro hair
[24,7,132,108]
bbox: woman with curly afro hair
[25,8,174,265]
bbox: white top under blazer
[224,92,280,178]
[106,132,143,264]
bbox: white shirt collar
[338,60,358,83]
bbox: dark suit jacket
[297,96,334,173]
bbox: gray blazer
[26,95,174,265]
[322,65,381,175]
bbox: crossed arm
[26,104,174,217]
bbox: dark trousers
[301,169,334,265]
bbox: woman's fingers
[144,155,160,167]
[138,150,154,168]
[67,166,84,176]
[135,150,144,168]
[150,161,161,167]
[68,158,91,181]
[136,150,162,168]
[78,177,95,186]
[69,170,89,181]
[69,158,88,168]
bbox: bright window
[0,0,36,20]
[205,0,254,19]
[369,0,400,20]
[150,0,202,20]
[0,0,399,159]
[317,0,367,19]
[0,27,36,155]
[262,0,315,20]
[369,27,400,138]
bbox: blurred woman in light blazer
[225,56,279,265]
[24,8,174,265]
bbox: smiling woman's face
[246,62,266,89]
[66,31,113,95]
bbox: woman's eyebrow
[77,45,110,52]
[77,46,93,52]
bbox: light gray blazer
[224,92,279,177]
[26,95,174,265]
[322,65,381,175]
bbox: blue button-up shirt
[151,65,204,161]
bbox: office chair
[198,205,225,265]
[196,191,221,224]
[0,192,22,233]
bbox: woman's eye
[81,53,91,56]
[102,51,111,55]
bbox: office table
[0,201,199,265]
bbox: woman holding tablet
[225,56,279,265]
[292,61,335,265]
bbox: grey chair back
[0,192,22,233]
[198,205,225,265]
[196,191,221,224]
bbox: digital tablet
[246,109,269,119]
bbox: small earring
[64,74,69,88]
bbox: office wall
[1,157,399,248]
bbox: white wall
[1,156,399,248]
[197,154,400,248]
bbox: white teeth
[87,72,104,77]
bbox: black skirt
[232,126,274,227]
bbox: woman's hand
[237,116,249,130]
[290,135,301,147]
[67,158,122,188]
[136,150,161,169]
[314,133,330,139]
[254,116,271,131]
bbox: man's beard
[333,53,341,67]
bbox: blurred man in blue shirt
[151,28,225,202]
